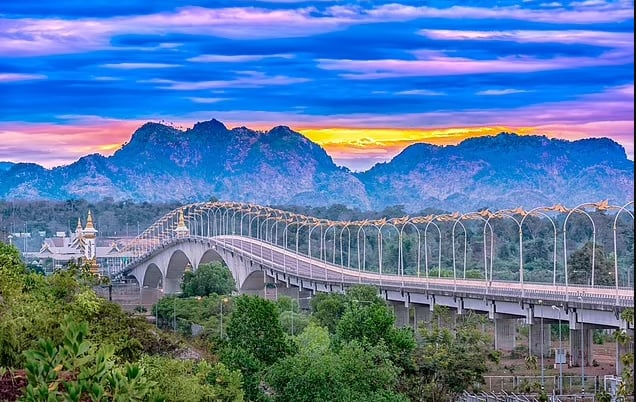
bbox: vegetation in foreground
[1,243,634,401]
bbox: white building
[34,211,131,276]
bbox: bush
[21,316,163,402]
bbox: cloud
[396,89,445,96]
[0,118,142,167]
[419,29,634,50]
[101,62,181,69]
[141,71,310,90]
[477,89,529,95]
[317,48,631,79]
[1,2,633,57]
[187,53,294,62]
[186,97,229,103]
[0,73,47,82]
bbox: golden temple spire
[76,217,83,231]
[175,209,189,237]
[83,210,98,236]
[85,210,95,230]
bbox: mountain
[0,162,15,171]
[0,122,633,212]
[0,120,371,208]
[356,133,634,211]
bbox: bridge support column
[494,318,517,352]
[616,329,634,375]
[413,305,432,331]
[570,328,593,367]
[530,322,551,358]
[393,302,410,328]
[163,278,181,295]
[278,285,300,299]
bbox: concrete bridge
[113,200,634,371]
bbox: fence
[93,282,160,311]
[481,375,602,395]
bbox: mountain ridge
[0,120,633,212]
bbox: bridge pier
[393,302,410,328]
[569,328,593,367]
[530,322,551,358]
[413,304,432,331]
[163,278,181,295]
[494,317,517,352]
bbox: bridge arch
[164,249,194,293]
[142,263,162,288]
[198,248,224,267]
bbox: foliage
[334,286,416,368]
[139,355,244,402]
[0,243,28,300]
[224,295,291,366]
[615,308,634,397]
[309,292,347,333]
[89,301,180,362]
[20,315,163,402]
[399,311,499,402]
[279,310,310,337]
[0,245,180,369]
[221,295,291,401]
[567,242,614,286]
[181,262,236,297]
[267,324,408,402]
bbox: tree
[310,292,347,333]
[567,242,614,286]
[615,308,634,398]
[334,287,416,368]
[140,356,244,402]
[0,243,26,300]
[181,262,236,297]
[399,311,499,402]
[267,323,408,402]
[221,295,291,401]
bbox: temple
[35,210,130,276]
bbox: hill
[0,122,632,212]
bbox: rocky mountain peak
[191,119,228,133]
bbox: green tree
[334,287,416,368]
[399,311,499,402]
[615,308,634,398]
[567,242,614,286]
[310,292,347,333]
[221,295,291,401]
[267,323,408,402]
[140,355,244,402]
[181,262,236,297]
[0,242,27,300]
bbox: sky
[0,0,633,172]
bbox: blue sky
[0,0,633,170]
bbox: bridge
[112,200,634,369]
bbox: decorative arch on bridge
[142,263,162,288]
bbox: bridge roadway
[120,235,633,328]
[215,235,633,308]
